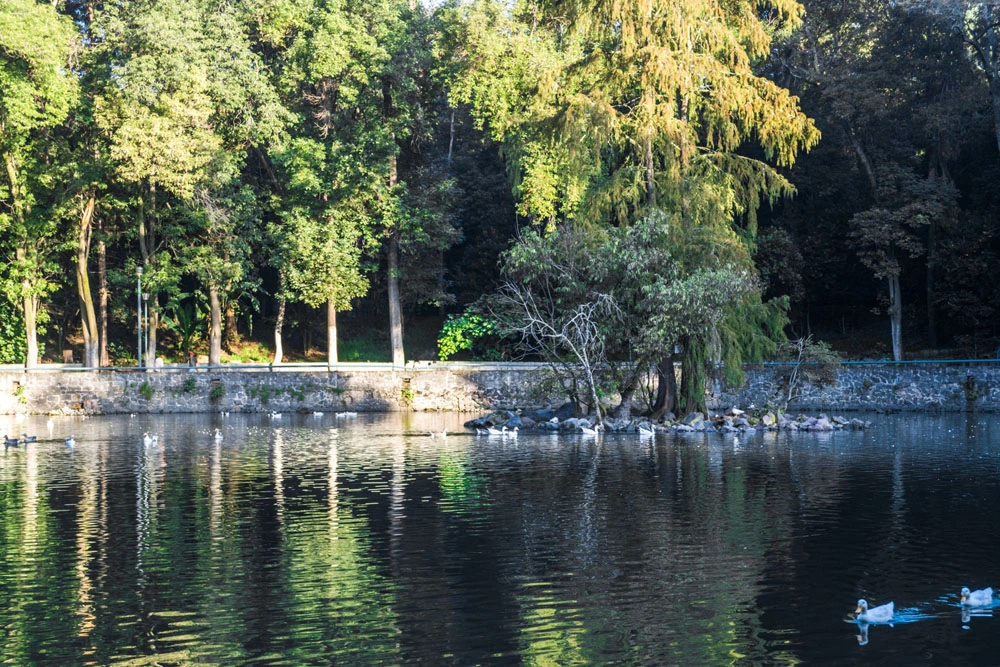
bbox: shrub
[437,312,499,360]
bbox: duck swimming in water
[854,599,894,623]
[960,587,993,607]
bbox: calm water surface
[1,411,999,665]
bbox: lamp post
[136,267,143,369]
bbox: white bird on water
[960,587,993,607]
[854,599,894,623]
[65,435,76,448]
[214,428,224,443]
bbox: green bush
[108,342,135,366]
[139,382,154,400]
[209,383,226,401]
[0,301,28,363]
[437,312,499,360]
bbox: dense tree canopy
[2,0,1000,412]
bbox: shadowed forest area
[3,0,1000,414]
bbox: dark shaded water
[1,411,999,665]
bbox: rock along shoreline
[465,405,871,436]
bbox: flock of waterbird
[854,586,995,623]
[4,417,74,448]
[4,411,364,452]
[851,586,995,645]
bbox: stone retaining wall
[0,364,551,415]
[711,363,1000,412]
[1,362,997,415]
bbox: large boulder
[554,402,576,421]
[523,408,556,422]
[682,412,704,427]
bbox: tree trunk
[146,296,158,367]
[327,298,338,365]
[138,183,158,365]
[678,337,706,414]
[582,355,603,425]
[888,273,902,361]
[209,282,222,366]
[97,219,109,367]
[644,134,656,206]
[447,109,455,165]
[651,353,677,417]
[15,245,39,368]
[388,232,405,366]
[926,215,937,349]
[23,292,38,368]
[273,298,285,365]
[76,192,100,367]
[384,77,404,366]
[224,300,239,352]
[611,371,640,419]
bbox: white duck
[854,599,894,623]
[960,587,993,607]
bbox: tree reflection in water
[0,412,998,664]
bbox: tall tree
[92,0,225,364]
[0,0,80,367]
[449,0,818,410]
[267,0,395,364]
[774,0,971,358]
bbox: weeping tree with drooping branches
[447,0,819,413]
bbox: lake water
[1,411,999,665]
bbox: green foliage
[250,384,273,404]
[139,382,154,401]
[161,299,206,353]
[0,301,26,363]
[450,0,819,229]
[183,377,197,393]
[108,342,135,366]
[400,387,415,404]
[0,0,80,366]
[209,383,226,401]
[437,312,498,360]
[225,341,273,363]
[488,216,754,415]
[339,337,389,363]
